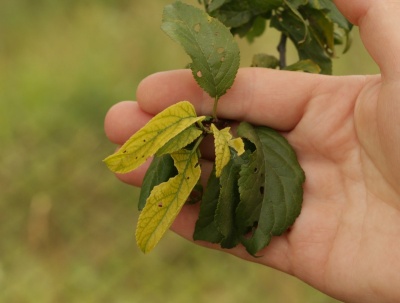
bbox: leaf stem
[277,33,287,69]
[191,134,205,156]
[212,96,219,122]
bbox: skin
[104,1,400,302]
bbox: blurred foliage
[0,0,378,302]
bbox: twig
[277,33,287,69]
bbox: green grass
[0,1,378,302]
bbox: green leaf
[193,166,224,243]
[284,59,321,73]
[270,8,332,74]
[235,137,264,236]
[138,154,177,211]
[136,149,201,253]
[304,7,335,56]
[209,6,252,28]
[283,0,309,43]
[206,0,231,12]
[162,1,240,99]
[103,101,205,173]
[245,16,267,43]
[288,0,308,8]
[341,30,352,54]
[215,153,244,248]
[237,122,305,255]
[251,53,280,68]
[208,0,282,28]
[308,0,353,53]
[310,0,352,31]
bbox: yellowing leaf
[156,125,203,156]
[211,124,245,177]
[136,149,201,253]
[229,138,245,156]
[211,124,231,177]
[103,101,205,173]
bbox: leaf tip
[102,154,119,172]
[135,224,157,254]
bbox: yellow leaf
[211,124,245,177]
[136,149,201,253]
[156,125,203,156]
[211,124,232,177]
[229,138,245,156]
[103,101,205,173]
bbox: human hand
[104,1,400,302]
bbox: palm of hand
[262,75,400,301]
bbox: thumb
[334,0,400,80]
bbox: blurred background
[0,1,379,302]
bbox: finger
[137,68,328,131]
[104,101,153,145]
[334,0,400,80]
[115,158,152,187]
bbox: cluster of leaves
[199,0,353,74]
[104,0,350,255]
